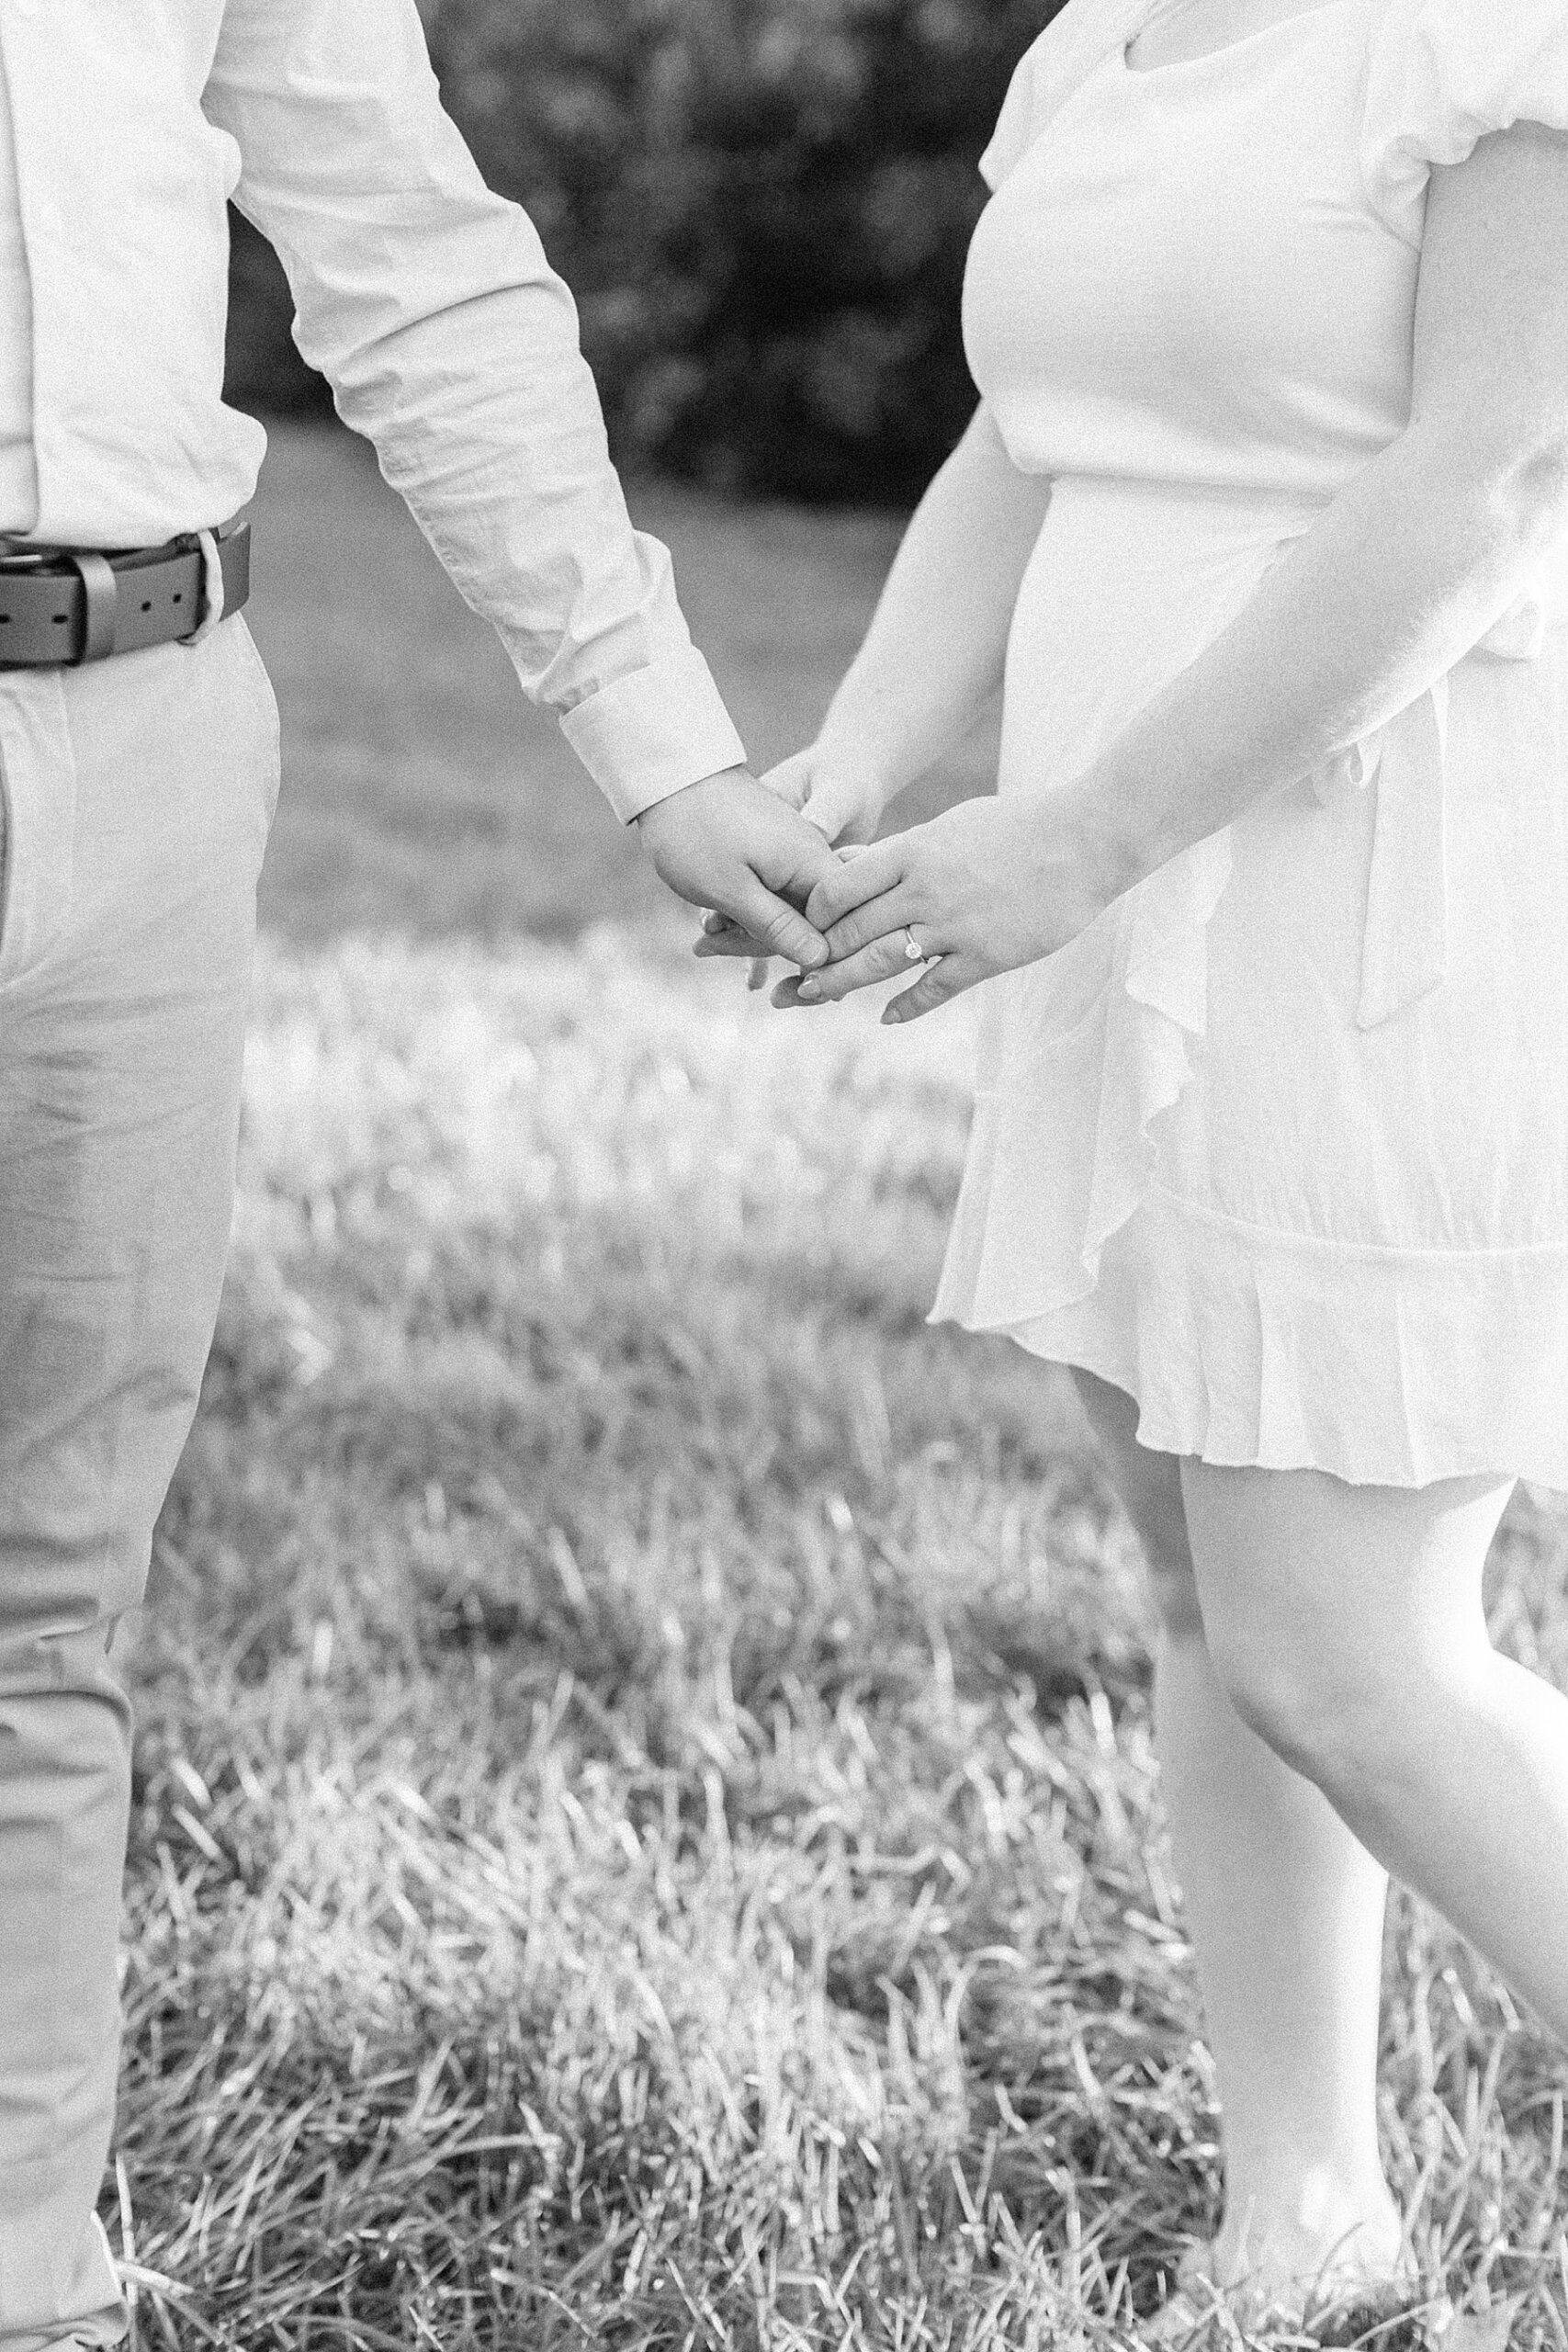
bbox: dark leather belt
[0,520,251,668]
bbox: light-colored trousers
[0,619,277,2348]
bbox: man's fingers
[770,970,829,1009]
[804,839,906,931]
[694,918,773,959]
[730,878,829,970]
[883,956,972,1024]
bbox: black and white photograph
[1,0,1567,2342]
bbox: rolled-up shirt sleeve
[204,0,748,821]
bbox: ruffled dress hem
[932,1182,1568,1491]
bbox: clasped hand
[694,744,1109,1024]
[634,764,840,970]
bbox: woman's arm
[798,120,1568,1019]
[778,403,1052,839]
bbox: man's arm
[204,0,833,962]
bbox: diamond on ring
[903,927,925,963]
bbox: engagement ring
[903,927,926,963]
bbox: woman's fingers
[804,837,908,931]
[798,772,875,844]
[757,750,815,811]
[760,749,886,846]
[882,955,975,1023]
[822,891,931,966]
[776,914,927,1006]
[760,750,867,842]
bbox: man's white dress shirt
[0,34,34,533]
[0,0,747,821]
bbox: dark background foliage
[222,0,1062,504]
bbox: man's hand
[692,740,886,982]
[636,767,839,970]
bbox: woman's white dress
[929,0,1568,1487]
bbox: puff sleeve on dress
[1359,0,1568,245]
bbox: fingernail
[881,1005,902,1026]
[797,978,823,1002]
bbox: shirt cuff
[558,645,750,824]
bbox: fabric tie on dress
[1318,675,1451,1032]
[1308,573,1553,1032]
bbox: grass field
[112,424,1568,2347]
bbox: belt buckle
[0,542,67,574]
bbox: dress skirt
[930,474,1568,1488]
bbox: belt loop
[68,551,118,662]
[179,529,225,649]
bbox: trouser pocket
[228,614,283,835]
[0,673,77,992]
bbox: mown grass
[115,933,1568,2347]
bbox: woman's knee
[1203,1623,1480,1840]
[1184,1459,1510,1804]
[1201,1619,1367,1786]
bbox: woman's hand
[762,739,888,848]
[778,792,1112,1023]
[693,740,888,982]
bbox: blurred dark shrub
[224,0,1061,504]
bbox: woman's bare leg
[1070,1371,1404,2294]
[1179,1459,1568,2045]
